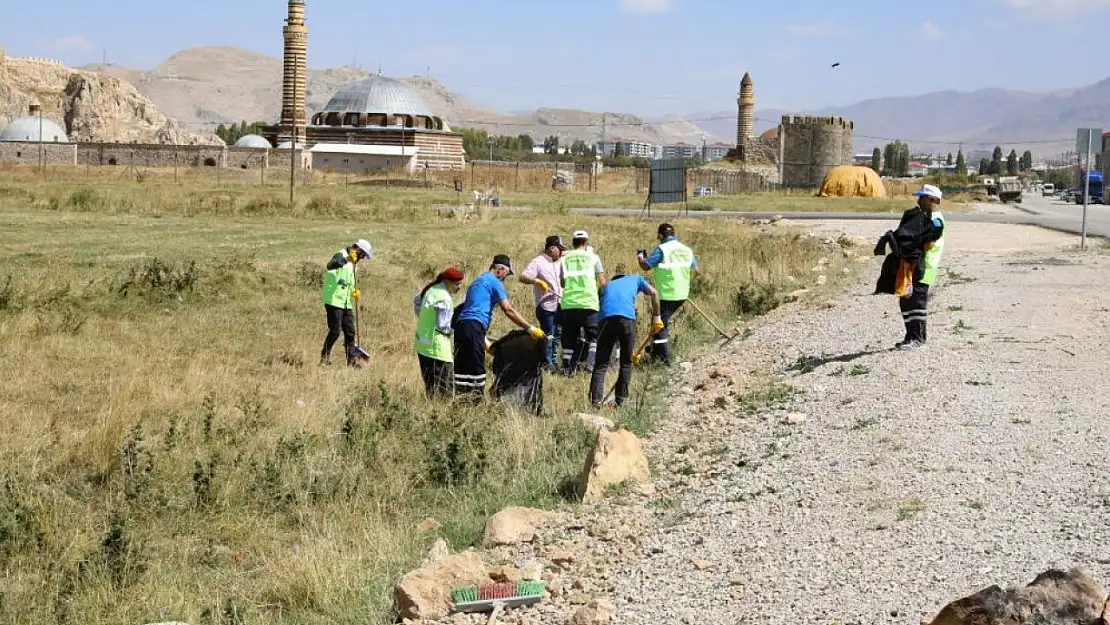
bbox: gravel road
[608,221,1110,625]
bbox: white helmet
[354,239,372,259]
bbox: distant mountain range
[79,46,1110,156]
[695,81,1110,156]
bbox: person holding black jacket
[874,184,946,348]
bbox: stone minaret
[280,0,308,143]
[736,72,755,156]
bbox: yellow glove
[485,339,494,355]
[650,315,665,335]
[348,251,359,263]
[351,289,361,301]
[527,326,546,341]
[535,279,551,293]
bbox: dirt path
[605,221,1110,624]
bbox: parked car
[693,186,715,197]
[1041,183,1055,196]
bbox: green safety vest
[322,249,355,309]
[654,239,694,301]
[414,283,454,362]
[922,210,945,285]
[561,249,600,311]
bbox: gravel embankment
[608,222,1110,625]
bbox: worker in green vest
[638,223,699,364]
[898,184,946,348]
[320,239,372,366]
[559,230,606,375]
[413,267,465,398]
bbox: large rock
[928,568,1108,625]
[482,507,550,546]
[577,429,654,502]
[394,548,489,621]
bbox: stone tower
[736,72,755,154]
[280,0,308,143]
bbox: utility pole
[37,104,44,178]
[601,112,607,157]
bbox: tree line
[215,121,268,145]
[871,141,1035,178]
[456,127,704,168]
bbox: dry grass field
[0,166,861,624]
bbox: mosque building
[262,0,465,173]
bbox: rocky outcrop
[0,56,219,145]
[928,568,1109,625]
[577,429,654,502]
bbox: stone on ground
[577,429,653,502]
[394,548,490,621]
[482,506,550,546]
[928,568,1108,625]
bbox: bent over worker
[559,231,606,375]
[589,265,662,408]
[413,267,465,399]
[638,223,699,364]
[320,239,372,366]
[453,255,545,400]
[888,184,945,348]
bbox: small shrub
[67,187,102,211]
[737,381,798,415]
[98,511,145,587]
[733,281,784,317]
[0,275,18,312]
[295,262,324,289]
[115,258,199,300]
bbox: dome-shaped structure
[233,134,272,148]
[819,165,887,198]
[0,116,69,143]
[311,74,445,131]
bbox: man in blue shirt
[453,254,545,401]
[588,264,663,408]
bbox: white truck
[997,176,1023,204]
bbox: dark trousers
[589,317,636,407]
[321,304,355,363]
[899,283,931,343]
[453,320,487,402]
[560,308,599,375]
[418,354,454,399]
[535,306,561,370]
[648,299,684,364]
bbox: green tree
[518,134,534,153]
[215,124,228,143]
[544,135,560,155]
[979,158,989,175]
[988,146,1003,175]
[955,150,967,175]
[1020,150,1033,172]
[946,152,953,166]
[1006,149,1018,175]
[871,147,881,172]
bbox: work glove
[535,279,551,293]
[527,326,546,341]
[348,251,359,263]
[352,289,361,301]
[650,315,665,335]
[485,338,494,355]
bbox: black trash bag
[490,330,545,416]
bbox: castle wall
[780,115,853,187]
[226,147,268,169]
[76,144,226,167]
[0,142,77,166]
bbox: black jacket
[874,207,944,293]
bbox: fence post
[515,162,519,191]
[470,162,475,190]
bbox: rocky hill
[0,53,219,145]
[80,46,725,145]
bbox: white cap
[355,239,372,259]
[572,230,589,240]
[913,184,943,201]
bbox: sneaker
[896,340,925,350]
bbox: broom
[451,580,545,616]
[349,261,371,366]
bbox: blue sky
[5,0,1110,117]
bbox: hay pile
[819,165,888,198]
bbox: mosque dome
[233,134,272,148]
[311,74,445,131]
[0,116,69,143]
